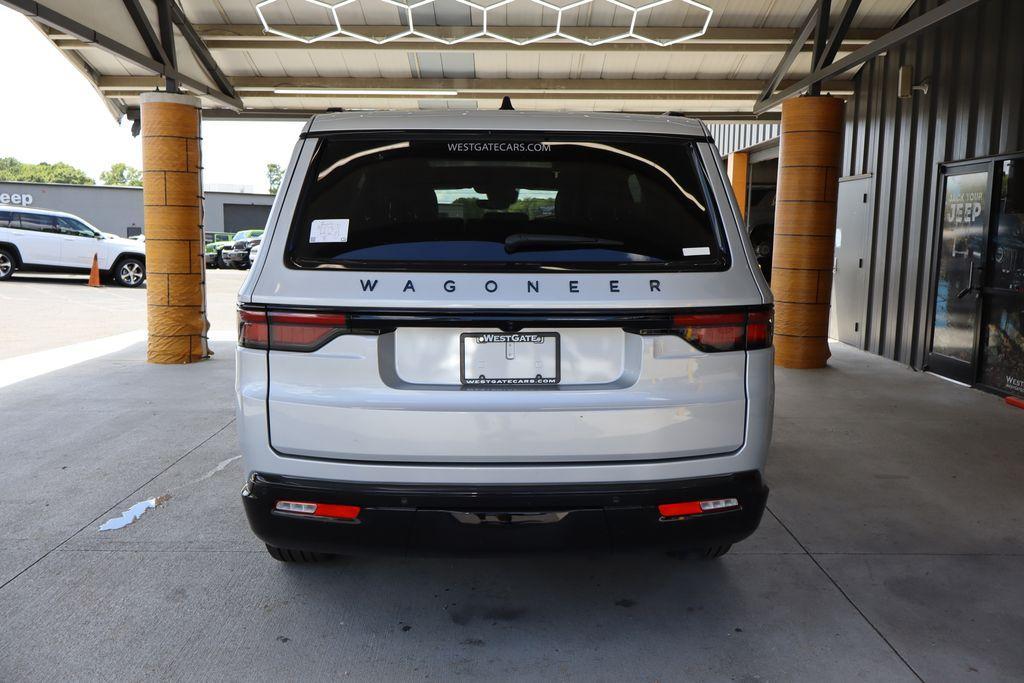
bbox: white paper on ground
[310,218,350,243]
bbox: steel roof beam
[0,0,243,110]
[121,0,169,66]
[155,0,177,92]
[169,2,238,100]
[97,76,854,96]
[757,5,820,106]
[754,0,987,114]
[815,0,863,71]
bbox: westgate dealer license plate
[460,332,560,386]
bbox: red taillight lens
[671,308,773,352]
[238,309,348,352]
[746,309,773,350]
[238,309,268,349]
[268,311,348,352]
[672,312,746,352]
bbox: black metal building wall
[842,0,1024,368]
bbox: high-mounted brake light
[671,307,772,352]
[275,500,361,520]
[239,309,348,352]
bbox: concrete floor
[0,270,247,358]
[1,286,1023,679]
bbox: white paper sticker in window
[310,218,350,243]
[682,246,711,257]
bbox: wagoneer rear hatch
[248,129,768,464]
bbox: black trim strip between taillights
[239,304,773,354]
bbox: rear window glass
[287,134,727,271]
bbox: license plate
[460,332,560,386]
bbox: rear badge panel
[460,332,560,386]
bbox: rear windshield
[287,134,727,272]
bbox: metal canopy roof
[3,0,917,119]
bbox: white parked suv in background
[236,111,774,562]
[0,207,146,287]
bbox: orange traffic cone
[88,253,101,287]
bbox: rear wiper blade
[504,233,625,254]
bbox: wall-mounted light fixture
[898,65,930,99]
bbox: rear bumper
[242,470,768,555]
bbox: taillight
[746,309,773,349]
[238,309,268,349]
[671,307,772,352]
[238,309,348,352]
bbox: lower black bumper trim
[242,471,768,555]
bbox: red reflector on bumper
[659,498,740,518]
[314,503,361,519]
[658,501,703,517]
[275,500,360,520]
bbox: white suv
[236,111,774,562]
[0,207,146,287]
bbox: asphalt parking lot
[2,271,1023,681]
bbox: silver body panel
[237,111,773,486]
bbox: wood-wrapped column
[141,92,210,364]
[727,151,750,219]
[771,95,844,369]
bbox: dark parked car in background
[205,229,263,269]
[222,233,262,269]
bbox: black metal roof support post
[122,0,169,66]
[756,5,821,108]
[816,0,862,71]
[170,3,239,101]
[753,0,987,114]
[0,0,243,109]
[810,0,832,95]
[156,0,177,93]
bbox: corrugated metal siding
[841,0,1024,369]
[708,123,781,156]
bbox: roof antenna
[499,96,515,111]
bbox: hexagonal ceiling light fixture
[408,0,488,45]
[255,0,713,47]
[333,0,416,45]
[255,0,342,44]
[631,0,713,47]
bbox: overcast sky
[0,6,303,193]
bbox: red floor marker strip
[1005,396,1024,410]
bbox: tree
[266,163,284,194]
[100,162,143,187]
[0,157,94,185]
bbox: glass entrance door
[978,159,1024,398]
[928,165,992,384]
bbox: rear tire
[113,257,146,287]
[265,544,335,563]
[0,248,15,280]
